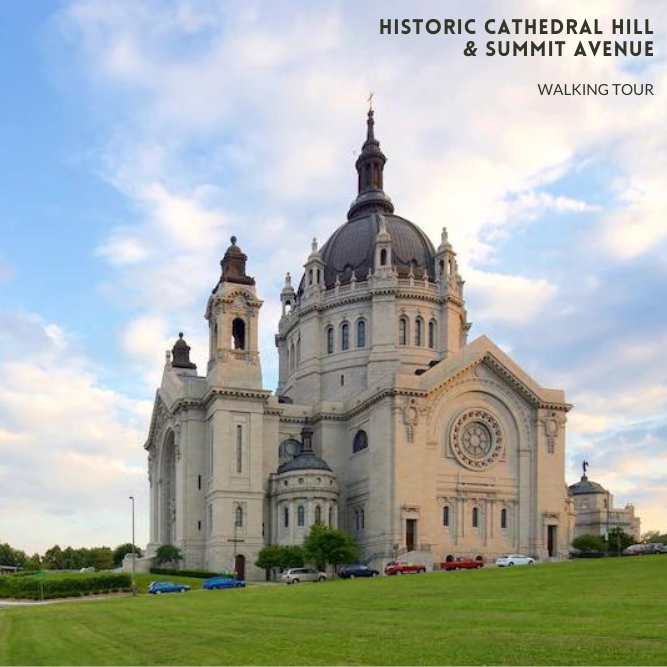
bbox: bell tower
[206,236,263,389]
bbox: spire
[347,103,394,220]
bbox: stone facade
[569,469,641,539]
[144,110,576,579]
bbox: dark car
[338,563,380,579]
[203,576,246,590]
[148,581,190,594]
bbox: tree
[88,547,114,571]
[640,530,666,544]
[0,542,26,568]
[256,546,284,581]
[572,534,606,552]
[113,543,144,567]
[303,524,357,570]
[606,527,635,553]
[280,545,305,569]
[43,545,64,570]
[155,544,183,567]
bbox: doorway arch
[235,554,246,580]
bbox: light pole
[129,495,137,596]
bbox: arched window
[357,320,366,348]
[289,342,295,372]
[500,508,507,529]
[443,505,450,527]
[415,318,424,347]
[235,505,243,528]
[353,430,368,453]
[380,248,387,266]
[326,327,334,354]
[309,269,313,285]
[314,505,322,524]
[232,318,246,350]
[283,506,289,528]
[428,320,436,349]
[472,507,479,529]
[236,425,243,474]
[341,322,350,351]
[360,509,365,530]
[297,505,305,527]
[296,338,301,364]
[399,317,408,346]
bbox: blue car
[203,576,246,590]
[148,580,190,595]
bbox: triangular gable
[415,335,571,410]
[144,391,171,450]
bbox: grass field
[1,557,666,665]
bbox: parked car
[495,554,535,567]
[441,557,484,571]
[203,576,246,590]
[622,543,667,556]
[338,564,380,579]
[281,567,327,584]
[148,581,190,594]
[384,561,427,575]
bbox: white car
[495,554,535,567]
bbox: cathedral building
[144,109,575,580]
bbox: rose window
[450,410,504,470]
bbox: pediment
[415,335,570,411]
[144,391,171,450]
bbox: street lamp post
[129,495,137,597]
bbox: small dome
[569,475,607,496]
[277,452,332,474]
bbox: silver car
[281,567,327,584]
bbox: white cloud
[467,270,558,325]
[0,310,150,553]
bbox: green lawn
[1,557,666,665]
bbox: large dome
[318,212,436,288]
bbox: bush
[149,567,235,579]
[0,573,131,600]
[572,534,606,552]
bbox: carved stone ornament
[450,409,504,470]
[403,397,420,442]
[174,423,182,461]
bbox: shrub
[572,534,606,552]
[149,567,235,579]
[0,573,131,600]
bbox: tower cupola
[348,106,394,219]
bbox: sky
[0,0,665,555]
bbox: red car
[384,561,427,575]
[440,557,484,571]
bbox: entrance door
[547,525,557,558]
[406,519,417,552]
[235,554,246,580]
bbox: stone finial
[220,236,255,286]
[165,350,172,364]
[172,333,197,370]
[311,238,318,253]
[285,272,292,286]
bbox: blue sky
[0,0,665,553]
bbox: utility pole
[129,495,137,596]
